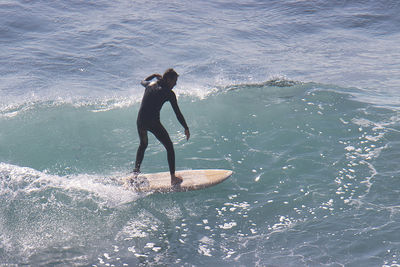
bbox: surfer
[133,68,190,185]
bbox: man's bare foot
[132,168,140,176]
[171,174,183,186]
[128,170,140,185]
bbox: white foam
[0,163,141,207]
[57,174,141,207]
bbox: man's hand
[185,129,190,141]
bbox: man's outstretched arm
[169,92,190,140]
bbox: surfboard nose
[209,169,233,181]
[221,169,233,177]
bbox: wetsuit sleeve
[169,92,189,130]
[141,74,162,87]
[141,80,150,87]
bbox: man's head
[162,68,179,89]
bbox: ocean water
[1,0,400,266]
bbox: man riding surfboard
[133,68,190,185]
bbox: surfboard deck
[123,169,232,192]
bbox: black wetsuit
[135,79,189,175]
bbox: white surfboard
[123,169,232,192]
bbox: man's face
[167,76,177,89]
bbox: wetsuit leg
[148,123,175,175]
[134,127,148,173]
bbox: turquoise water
[1,0,400,265]
[1,81,400,265]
